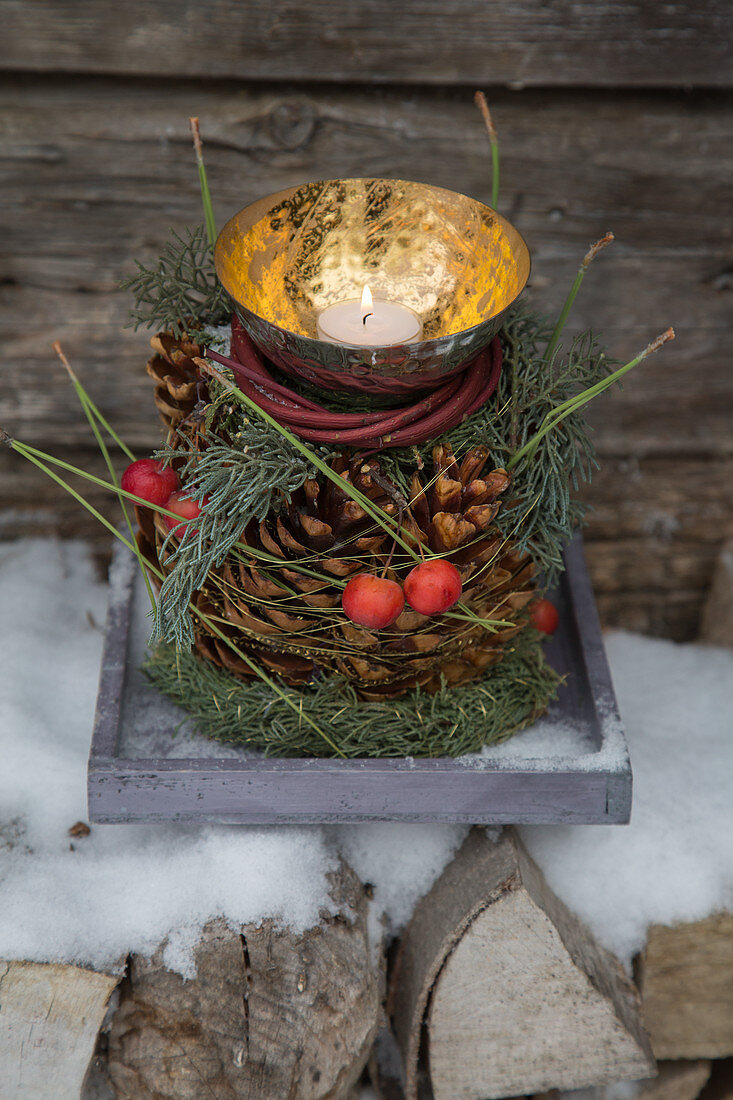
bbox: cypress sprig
[152,419,319,648]
[122,224,229,337]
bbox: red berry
[121,458,179,506]
[530,598,559,635]
[163,491,207,535]
[342,574,405,630]
[404,559,462,616]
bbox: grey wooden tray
[87,535,631,825]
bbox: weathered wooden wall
[1,2,732,639]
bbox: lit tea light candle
[316,285,423,347]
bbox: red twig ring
[203,319,502,450]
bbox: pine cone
[138,329,536,698]
[146,332,204,429]
[136,443,534,699]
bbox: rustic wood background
[1,1,731,640]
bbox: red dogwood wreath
[204,319,502,450]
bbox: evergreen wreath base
[143,626,561,758]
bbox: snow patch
[333,823,468,935]
[0,542,337,976]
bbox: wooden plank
[584,538,722,597]
[1,0,731,87]
[0,450,125,544]
[594,589,704,641]
[578,454,733,637]
[92,526,135,759]
[1,80,731,456]
[89,761,620,825]
[3,81,731,260]
[0,960,118,1100]
[580,458,733,544]
[5,81,730,269]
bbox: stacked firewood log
[3,825,731,1100]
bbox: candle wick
[362,312,373,326]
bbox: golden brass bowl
[215,178,530,394]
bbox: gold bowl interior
[215,178,530,345]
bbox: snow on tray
[119,561,246,760]
[1,539,732,978]
[460,698,628,772]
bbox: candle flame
[361,285,373,315]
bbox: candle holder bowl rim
[214,177,531,387]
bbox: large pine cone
[138,328,536,698]
[137,441,535,699]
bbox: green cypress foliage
[122,224,229,337]
[144,625,561,758]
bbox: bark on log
[389,828,655,1100]
[107,862,383,1100]
[0,960,118,1100]
[638,914,733,1060]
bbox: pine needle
[474,90,500,209]
[509,327,675,471]
[54,341,155,612]
[545,232,614,362]
[189,117,217,249]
